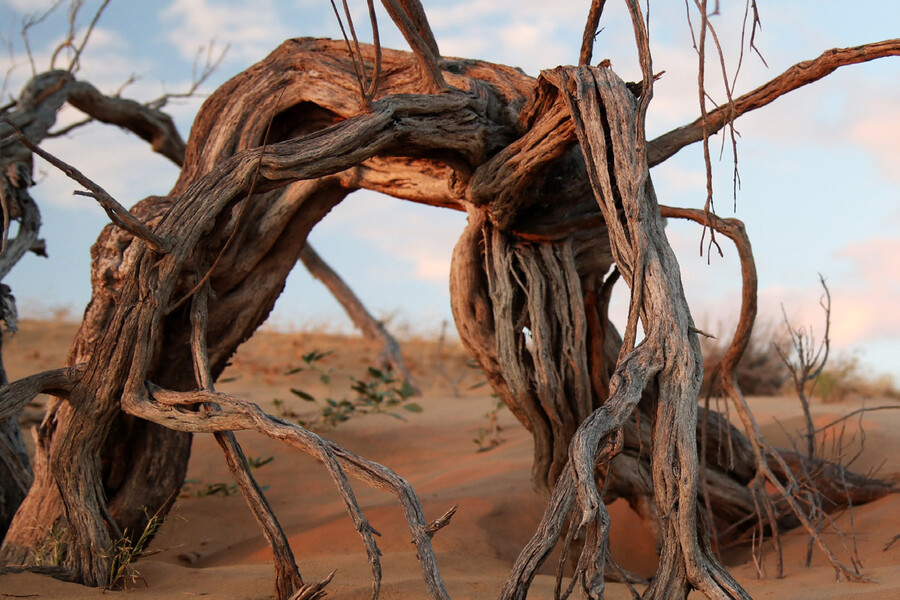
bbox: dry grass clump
[810,354,899,403]
[700,320,898,401]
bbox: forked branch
[2,126,171,253]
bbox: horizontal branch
[648,39,900,166]
[66,80,187,165]
[0,365,84,423]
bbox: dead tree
[0,2,898,599]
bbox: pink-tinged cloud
[756,238,900,348]
[849,98,900,182]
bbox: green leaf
[290,388,316,402]
[398,380,416,398]
[326,398,338,407]
[319,373,331,385]
[402,402,423,413]
[285,366,305,375]
[367,366,384,379]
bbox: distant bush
[810,353,900,403]
[700,321,790,396]
[699,322,899,401]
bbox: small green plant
[474,396,506,452]
[180,455,274,498]
[105,506,165,589]
[285,350,421,427]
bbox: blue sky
[1,1,898,381]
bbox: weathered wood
[1,26,896,599]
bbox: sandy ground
[1,320,899,599]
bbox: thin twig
[2,121,170,253]
[67,0,111,74]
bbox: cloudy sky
[1,1,898,380]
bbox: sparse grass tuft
[105,507,165,589]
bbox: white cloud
[3,0,58,12]
[332,192,466,285]
[161,0,293,64]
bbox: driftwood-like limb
[546,62,750,599]
[65,80,187,164]
[299,243,420,394]
[380,0,446,92]
[123,384,449,600]
[0,365,83,424]
[647,39,900,166]
[661,205,875,581]
[468,79,575,230]
[189,275,305,600]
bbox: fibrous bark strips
[0,12,897,599]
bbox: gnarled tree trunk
[1,4,896,596]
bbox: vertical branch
[579,0,608,66]
[189,270,305,600]
[363,0,383,105]
[67,0,112,74]
[380,0,447,92]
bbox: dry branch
[124,384,451,600]
[579,1,608,66]
[648,39,900,166]
[3,127,171,253]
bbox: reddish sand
[1,321,898,599]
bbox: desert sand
[1,320,898,599]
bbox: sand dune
[1,321,898,599]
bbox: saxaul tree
[0,1,897,599]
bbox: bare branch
[66,80,187,164]
[380,0,447,92]
[2,123,171,253]
[0,365,83,423]
[20,1,66,76]
[648,39,900,166]
[67,0,111,74]
[123,383,451,600]
[579,0,607,66]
